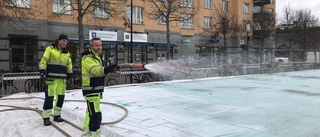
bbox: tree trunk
[165,20,171,60]
[313,51,317,62]
[260,40,265,64]
[223,34,227,64]
[77,5,84,67]
[222,34,229,76]
[303,48,306,63]
[289,41,293,61]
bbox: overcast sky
[276,0,320,22]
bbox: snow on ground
[1,70,320,137]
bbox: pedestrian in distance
[81,37,118,137]
[39,34,73,126]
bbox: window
[157,11,167,24]
[222,0,229,12]
[253,23,261,30]
[268,8,273,15]
[135,53,140,61]
[243,20,250,32]
[53,0,71,14]
[126,6,144,24]
[243,3,249,14]
[181,14,193,29]
[253,6,261,13]
[204,0,212,9]
[180,0,194,8]
[7,0,30,8]
[93,2,109,18]
[204,17,211,28]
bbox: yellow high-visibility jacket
[39,43,73,78]
[81,49,105,96]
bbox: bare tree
[278,4,296,60]
[291,9,319,62]
[143,0,200,60]
[252,9,276,63]
[306,27,320,62]
[201,4,241,64]
[50,0,124,61]
[0,0,45,29]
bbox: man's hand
[108,63,119,72]
[104,63,119,74]
[112,63,120,71]
[40,69,46,76]
[39,69,46,84]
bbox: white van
[274,57,290,63]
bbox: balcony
[253,30,273,38]
[253,30,263,38]
[253,0,271,5]
[253,12,271,20]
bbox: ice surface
[1,70,320,137]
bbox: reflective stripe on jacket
[39,44,73,78]
[81,49,105,96]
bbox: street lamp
[246,23,250,64]
[130,0,133,83]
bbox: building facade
[0,0,276,73]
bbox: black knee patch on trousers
[43,96,54,110]
[44,86,49,97]
[89,112,102,131]
[56,95,65,108]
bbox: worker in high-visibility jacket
[39,34,73,126]
[81,37,118,137]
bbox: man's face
[91,40,102,54]
[58,39,68,48]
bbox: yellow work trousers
[42,78,66,118]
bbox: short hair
[90,37,101,45]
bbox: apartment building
[0,0,276,73]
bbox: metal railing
[1,72,40,97]
[118,68,156,84]
[1,62,319,97]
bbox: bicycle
[105,74,118,86]
[24,79,40,93]
[67,67,82,90]
[0,80,18,96]
[66,76,82,90]
[125,72,154,84]
[66,78,74,90]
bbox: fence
[118,68,156,84]
[1,72,40,97]
[1,62,320,97]
[186,62,320,77]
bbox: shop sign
[182,39,190,43]
[89,30,117,41]
[181,54,186,59]
[124,32,148,42]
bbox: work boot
[82,128,90,137]
[43,118,51,126]
[82,131,90,137]
[53,116,64,122]
[90,131,100,137]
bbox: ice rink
[1,70,320,137]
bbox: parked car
[274,57,290,63]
